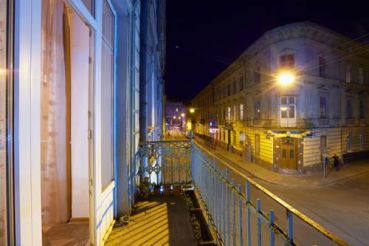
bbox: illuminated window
[233,105,237,120]
[280,96,296,119]
[227,107,231,120]
[240,104,244,121]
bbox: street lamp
[189,108,195,114]
[181,113,185,118]
[173,116,176,119]
[277,71,295,87]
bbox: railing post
[238,184,243,246]
[232,179,236,246]
[257,199,262,246]
[246,181,251,246]
[212,160,217,222]
[213,160,219,229]
[222,169,226,245]
[287,210,294,244]
[226,168,230,246]
[217,167,221,236]
[270,210,275,246]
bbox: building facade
[192,22,369,174]
[0,0,165,245]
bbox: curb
[197,140,369,189]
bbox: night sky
[165,0,369,102]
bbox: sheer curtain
[41,0,69,226]
[0,0,8,242]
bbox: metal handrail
[136,139,349,245]
[193,141,349,246]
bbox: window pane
[81,0,94,16]
[281,97,287,105]
[103,0,114,48]
[282,149,287,158]
[290,150,294,159]
[0,0,8,243]
[288,96,295,104]
[101,1,115,190]
[288,105,295,118]
[281,110,288,118]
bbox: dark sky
[165,0,369,102]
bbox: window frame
[279,96,296,119]
[100,0,116,191]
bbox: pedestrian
[333,154,340,171]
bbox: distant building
[192,22,369,174]
[166,101,186,129]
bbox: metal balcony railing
[135,140,349,246]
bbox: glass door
[1,0,14,244]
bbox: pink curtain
[41,0,69,226]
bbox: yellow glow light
[277,71,295,86]
[181,113,185,117]
[280,106,288,111]
[189,108,195,114]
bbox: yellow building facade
[192,22,369,174]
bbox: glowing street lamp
[181,113,185,118]
[277,71,295,87]
[173,116,176,119]
[189,108,195,114]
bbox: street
[166,127,369,245]
[197,136,369,246]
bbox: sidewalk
[195,137,369,188]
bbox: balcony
[104,140,348,246]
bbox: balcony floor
[42,221,89,246]
[105,195,197,246]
